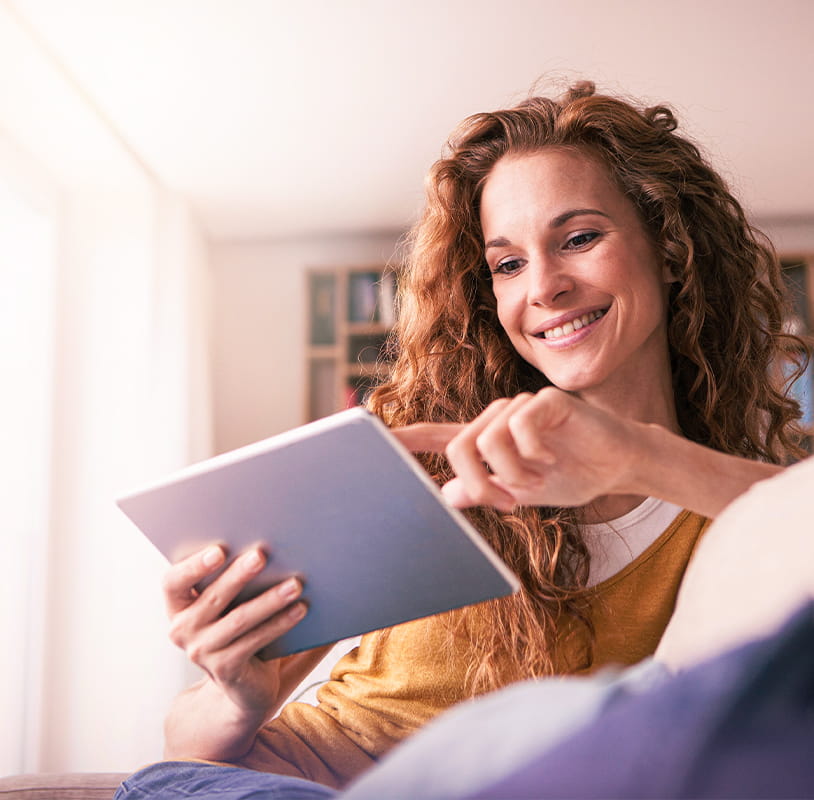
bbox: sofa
[2,456,812,799]
[0,772,126,798]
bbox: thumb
[441,477,516,512]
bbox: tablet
[116,407,519,658]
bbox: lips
[535,308,608,341]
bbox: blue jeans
[114,762,335,800]
[116,601,814,799]
[113,661,661,800]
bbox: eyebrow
[484,208,611,251]
[552,208,610,227]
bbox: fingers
[471,394,547,486]
[507,389,564,466]
[167,548,310,680]
[444,398,527,511]
[391,423,464,453]
[163,544,227,616]
[165,541,308,651]
[164,545,272,620]
[440,476,513,510]
[179,579,308,677]
[412,390,572,510]
[194,577,304,655]
[389,389,574,510]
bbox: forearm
[628,423,783,518]
[163,646,332,762]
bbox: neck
[574,360,680,524]
[580,494,649,524]
[575,366,681,434]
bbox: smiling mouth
[536,308,608,340]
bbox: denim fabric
[115,603,814,800]
[112,662,666,800]
[113,762,336,800]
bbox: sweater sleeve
[236,613,471,789]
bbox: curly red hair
[369,81,808,691]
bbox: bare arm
[161,545,328,761]
[393,388,782,519]
[626,421,781,518]
[164,644,330,761]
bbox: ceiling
[8,0,814,241]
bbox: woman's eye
[565,231,600,250]
[491,257,525,275]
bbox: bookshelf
[305,266,397,421]
[781,255,814,448]
[303,257,813,440]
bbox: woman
[155,82,806,791]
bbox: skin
[162,146,781,761]
[470,148,678,521]
[482,150,677,424]
[162,544,330,760]
[393,148,781,519]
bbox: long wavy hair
[368,81,808,692]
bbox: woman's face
[480,147,675,414]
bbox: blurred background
[1,0,812,776]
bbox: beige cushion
[0,773,127,799]
[655,455,814,670]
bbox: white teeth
[542,309,605,340]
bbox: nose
[526,253,575,307]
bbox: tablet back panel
[117,408,519,658]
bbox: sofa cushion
[0,772,127,799]
[655,454,814,670]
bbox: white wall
[207,219,814,456]
[757,217,814,258]
[36,186,213,772]
[0,5,213,773]
[0,134,58,776]
[210,231,404,453]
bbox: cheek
[493,286,522,335]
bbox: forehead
[480,148,628,226]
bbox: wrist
[163,678,269,762]
[614,418,665,498]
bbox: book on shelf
[347,270,398,326]
[348,271,381,323]
[309,274,337,345]
[378,271,397,327]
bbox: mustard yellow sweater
[237,510,710,788]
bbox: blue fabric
[342,658,667,800]
[468,601,814,799]
[115,602,814,799]
[113,762,335,800]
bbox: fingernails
[287,602,306,621]
[279,578,301,601]
[202,546,224,568]
[241,549,263,570]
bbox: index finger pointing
[390,423,465,454]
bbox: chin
[531,368,598,394]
